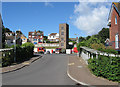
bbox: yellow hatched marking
[68,63,74,66]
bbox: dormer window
[115,16,117,24]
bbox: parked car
[46,51,50,54]
[38,47,46,54]
[55,48,62,54]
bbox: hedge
[88,55,120,82]
[2,42,34,67]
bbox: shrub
[2,42,34,67]
[88,55,120,82]
[90,43,105,50]
[61,48,66,53]
[97,46,118,54]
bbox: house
[108,2,120,51]
[5,29,22,47]
[28,30,44,45]
[69,37,78,43]
[105,38,110,46]
[48,33,59,42]
[21,35,28,44]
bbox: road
[2,54,76,85]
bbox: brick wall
[110,6,120,50]
[59,23,69,49]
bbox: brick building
[108,2,120,50]
[59,23,69,49]
[28,30,44,45]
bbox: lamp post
[14,31,16,62]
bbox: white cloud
[44,2,53,7]
[72,2,110,35]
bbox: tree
[98,28,109,43]
[86,36,91,40]
[79,36,85,42]
[85,36,101,47]
[2,27,5,48]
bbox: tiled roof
[112,2,120,15]
[29,31,43,36]
[49,33,57,36]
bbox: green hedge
[2,42,34,67]
[88,55,120,82]
[2,49,14,67]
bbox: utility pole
[14,31,16,62]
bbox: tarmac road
[2,54,76,85]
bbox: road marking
[22,62,30,65]
[77,66,83,68]
[68,63,74,66]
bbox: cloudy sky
[2,1,114,38]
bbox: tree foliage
[98,28,109,43]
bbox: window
[33,39,37,41]
[61,32,64,35]
[37,33,40,35]
[61,43,64,47]
[38,39,42,42]
[61,38,64,41]
[61,27,64,30]
[115,16,117,24]
[115,34,119,49]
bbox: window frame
[115,16,117,25]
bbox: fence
[79,46,120,82]
[79,46,120,64]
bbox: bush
[88,55,120,82]
[90,43,105,50]
[97,46,118,54]
[77,41,87,51]
[2,42,34,67]
[2,49,14,67]
[61,48,66,53]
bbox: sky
[2,1,113,38]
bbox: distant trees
[79,36,85,42]
[2,27,6,48]
[98,28,109,43]
[77,28,110,52]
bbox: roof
[108,2,120,24]
[69,38,77,40]
[49,33,57,36]
[112,2,120,15]
[29,30,43,36]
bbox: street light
[13,31,16,62]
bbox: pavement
[1,54,42,74]
[67,55,119,86]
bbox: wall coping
[0,48,13,52]
[80,46,120,57]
